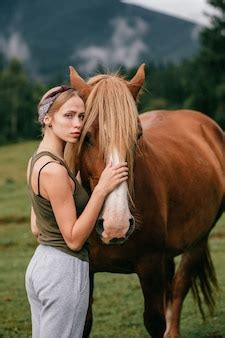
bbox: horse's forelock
[80,73,139,200]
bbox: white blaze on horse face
[101,149,132,242]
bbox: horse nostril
[96,218,104,236]
[126,217,135,238]
[109,237,126,245]
[129,217,134,227]
[97,217,136,244]
[109,218,136,245]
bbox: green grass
[0,141,38,222]
[0,141,225,337]
[0,223,35,338]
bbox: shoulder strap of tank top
[28,151,76,191]
[37,161,56,196]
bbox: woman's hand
[95,161,128,196]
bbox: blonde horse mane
[78,73,139,199]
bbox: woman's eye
[65,113,73,118]
[79,114,85,121]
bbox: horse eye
[85,132,92,145]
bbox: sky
[122,0,216,26]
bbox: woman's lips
[70,132,81,137]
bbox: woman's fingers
[114,167,129,174]
[111,162,127,170]
[118,176,128,183]
[99,162,129,190]
[115,172,128,182]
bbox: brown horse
[66,65,225,338]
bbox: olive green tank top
[28,151,90,261]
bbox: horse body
[79,109,224,337]
[68,65,225,338]
[138,109,225,251]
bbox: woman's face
[49,95,85,144]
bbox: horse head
[68,64,145,244]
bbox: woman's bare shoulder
[29,155,70,195]
[35,158,68,180]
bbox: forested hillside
[0,0,224,143]
[0,0,199,79]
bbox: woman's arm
[40,162,128,251]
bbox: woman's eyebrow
[66,110,85,114]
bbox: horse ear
[127,63,145,99]
[69,66,91,102]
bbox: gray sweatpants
[25,245,89,338]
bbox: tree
[0,59,46,143]
[200,0,225,82]
[198,0,225,123]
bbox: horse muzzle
[95,217,135,244]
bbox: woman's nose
[73,117,82,128]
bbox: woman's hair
[39,86,82,174]
[38,87,79,127]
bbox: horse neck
[134,135,160,187]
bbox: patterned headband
[38,86,71,125]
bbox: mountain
[0,0,201,80]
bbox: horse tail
[191,243,219,319]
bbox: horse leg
[83,271,94,338]
[164,258,176,337]
[163,250,194,338]
[164,239,217,338]
[137,253,167,338]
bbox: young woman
[25,85,128,338]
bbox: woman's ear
[43,114,52,127]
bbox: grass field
[0,141,225,338]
